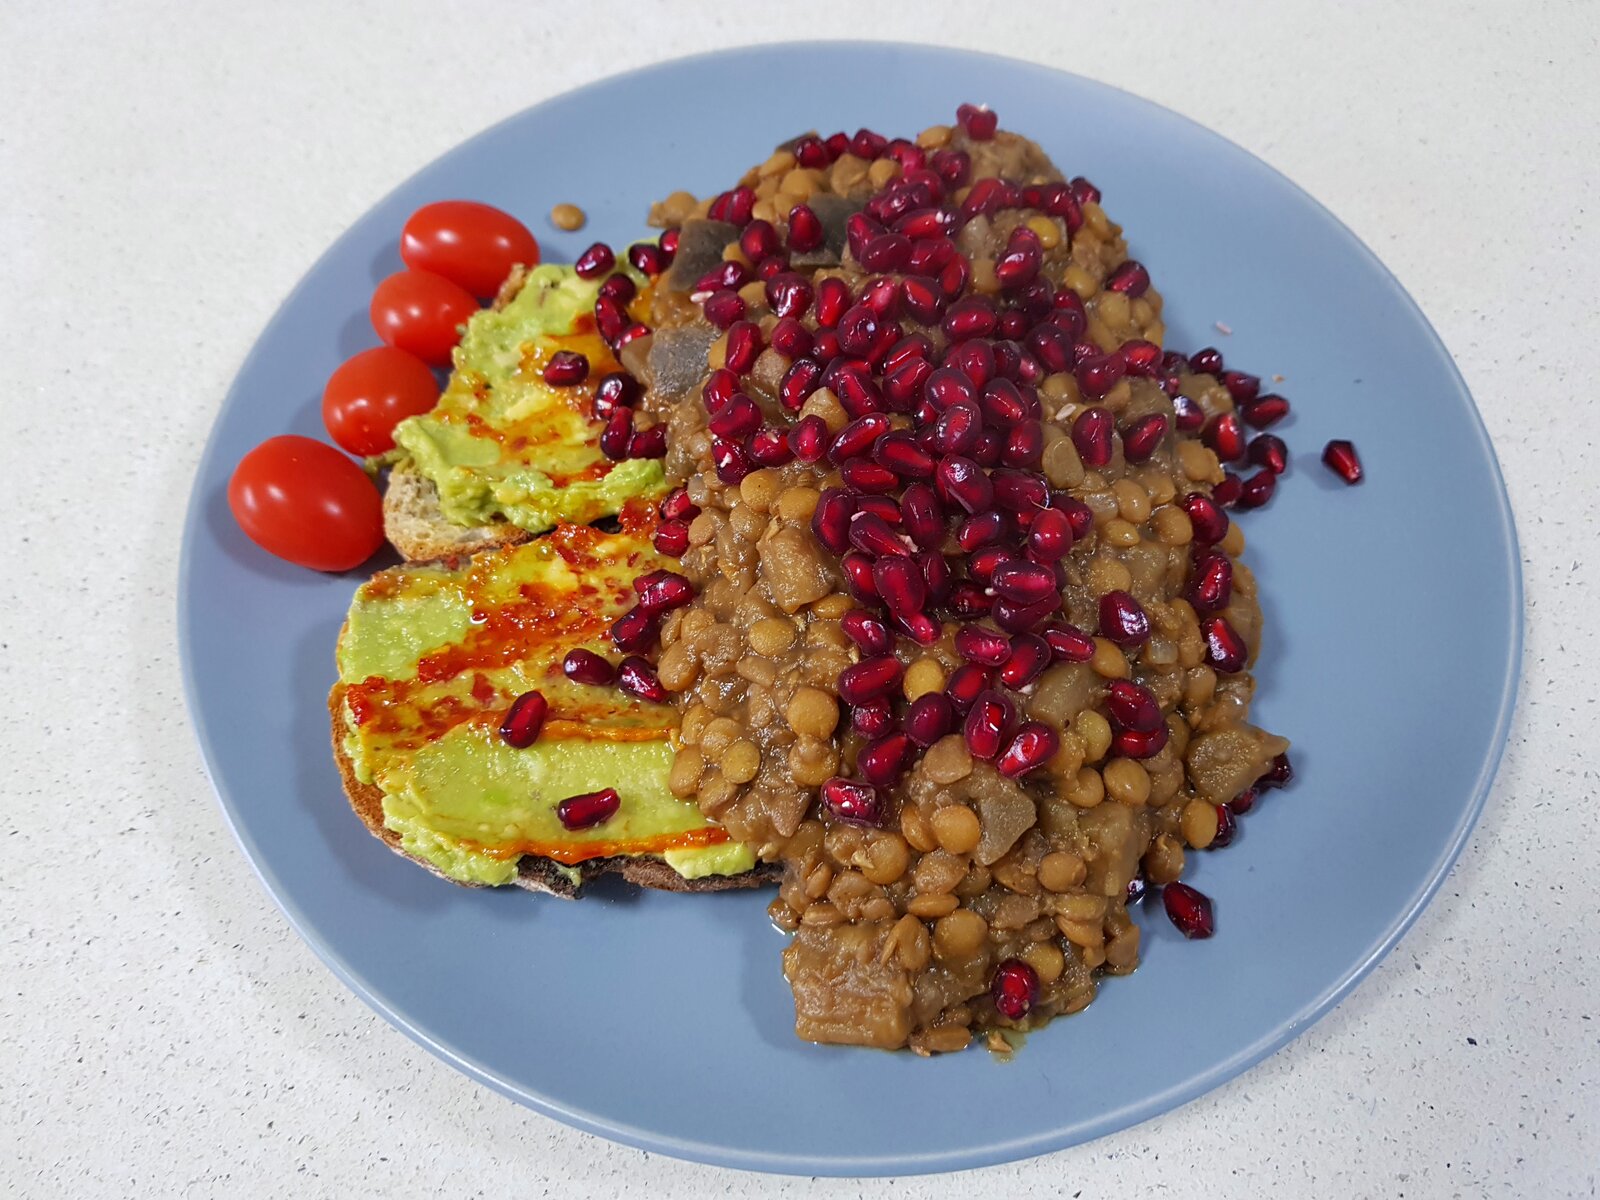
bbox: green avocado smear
[337,534,755,886]
[392,263,665,533]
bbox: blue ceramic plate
[180,43,1521,1176]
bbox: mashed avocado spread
[392,264,665,533]
[337,527,754,885]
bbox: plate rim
[178,39,1524,1176]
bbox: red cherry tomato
[322,346,440,456]
[228,435,384,571]
[400,200,540,299]
[370,269,478,367]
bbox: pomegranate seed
[841,610,893,657]
[658,228,679,262]
[592,371,638,418]
[768,317,812,361]
[762,274,813,321]
[943,295,999,342]
[852,127,888,158]
[934,455,994,514]
[542,350,589,387]
[981,378,1028,426]
[1054,496,1095,541]
[785,414,827,465]
[791,136,830,168]
[839,655,904,705]
[924,367,976,412]
[947,582,993,619]
[1043,623,1096,662]
[1186,552,1233,613]
[955,625,1011,667]
[860,278,903,321]
[610,605,658,653]
[784,202,825,254]
[930,147,971,186]
[713,185,756,226]
[1248,434,1288,475]
[948,340,998,389]
[1099,590,1150,647]
[780,359,824,411]
[997,721,1058,778]
[653,520,688,557]
[991,469,1049,514]
[738,219,779,263]
[1002,421,1045,469]
[991,559,1058,606]
[995,226,1042,289]
[562,649,615,687]
[1323,439,1364,484]
[939,256,972,299]
[827,413,889,464]
[857,232,910,273]
[855,733,911,789]
[1105,679,1163,732]
[902,276,947,325]
[725,321,763,375]
[627,241,666,275]
[1072,407,1114,467]
[599,409,633,460]
[884,332,934,373]
[824,132,851,157]
[1210,804,1238,849]
[593,295,628,341]
[883,358,933,412]
[711,436,752,485]
[599,273,636,303]
[658,487,695,522]
[613,322,650,354]
[836,304,879,357]
[954,102,998,140]
[1122,413,1169,462]
[1221,370,1260,402]
[809,277,847,329]
[1163,882,1215,939]
[945,663,991,714]
[1235,469,1278,509]
[990,958,1038,1021]
[617,655,668,703]
[498,690,548,748]
[1203,413,1246,462]
[964,689,1016,760]
[634,569,694,613]
[811,488,855,554]
[1027,324,1073,373]
[1113,722,1168,759]
[956,510,1007,553]
[1229,787,1259,815]
[841,459,898,493]
[1242,394,1291,429]
[702,290,745,330]
[847,511,908,558]
[749,426,795,467]
[886,485,937,550]
[1260,752,1295,790]
[1171,393,1206,433]
[556,788,621,831]
[1215,471,1243,507]
[874,432,936,481]
[1189,346,1224,375]
[1069,176,1101,206]
[702,368,740,412]
[855,495,901,525]
[821,777,885,827]
[574,242,615,279]
[708,395,761,439]
[1118,339,1162,377]
[1180,492,1229,544]
[1104,261,1150,298]
[1000,634,1051,688]
[1202,615,1248,672]
[874,556,928,620]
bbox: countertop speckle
[4,2,1597,1195]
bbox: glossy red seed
[593,294,628,341]
[1019,507,1071,565]
[708,395,761,439]
[821,777,885,827]
[599,409,633,460]
[615,323,652,354]
[556,787,621,831]
[991,559,1057,606]
[883,358,933,412]
[813,276,849,329]
[947,339,998,389]
[841,459,898,493]
[991,469,1049,514]
[785,414,827,464]
[848,512,908,560]
[1180,492,1230,544]
[874,432,936,481]
[856,733,912,788]
[1002,421,1045,470]
[1235,469,1278,510]
[593,371,639,419]
[711,436,752,485]
[1099,590,1151,647]
[835,304,879,357]
[1113,723,1168,759]
[828,413,890,464]
[574,242,615,279]
[1163,882,1215,939]
[1214,471,1244,508]
[543,350,589,387]
[1072,407,1115,467]
[598,273,636,303]
[786,202,824,252]
[1210,804,1238,849]
[780,359,824,411]
[610,605,658,653]
[1241,394,1291,429]
[1248,434,1288,475]
[634,569,694,613]
[954,626,1011,667]
[943,295,999,342]
[1260,752,1295,790]
[1069,176,1101,206]
[725,321,763,375]
[1203,413,1246,462]
[1105,680,1162,732]
[964,689,1016,760]
[999,634,1051,689]
[1043,623,1096,663]
[627,241,666,275]
[995,226,1042,289]
[738,219,779,262]
[1202,615,1248,672]
[939,256,972,299]
[997,721,1059,778]
[990,957,1038,1021]
[934,455,994,514]
[653,520,688,557]
[617,655,668,703]
[1118,338,1162,378]
[702,290,745,330]
[1186,551,1233,613]
[1189,346,1224,375]
[694,261,748,296]
[1323,439,1364,484]
[893,694,951,750]
[811,488,855,554]
[841,610,892,658]
[769,316,813,361]
[1122,413,1169,462]
[945,663,991,715]
[628,425,666,459]
[1221,370,1260,402]
[842,554,877,604]
[874,556,928,620]
[562,649,615,687]
[1105,260,1150,297]
[980,377,1027,426]
[1229,786,1259,815]
[839,655,904,705]
[953,510,1004,553]
[888,485,938,551]
[947,582,993,620]
[1027,324,1073,373]
[657,487,694,523]
[1171,393,1206,433]
[748,426,795,467]
[498,690,548,748]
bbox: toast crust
[328,684,775,898]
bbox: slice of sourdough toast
[382,459,532,564]
[330,685,775,898]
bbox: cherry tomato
[400,200,540,299]
[370,269,478,367]
[228,435,384,571]
[322,346,440,456]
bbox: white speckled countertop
[5,1,1597,1194]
